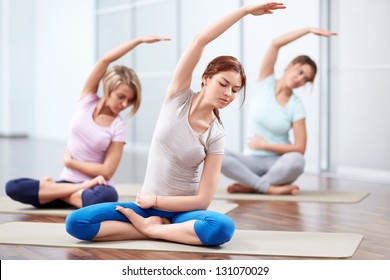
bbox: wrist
[154,195,158,208]
[137,37,146,44]
[242,5,251,16]
[262,143,270,151]
[64,158,73,168]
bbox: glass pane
[97,9,134,142]
[96,10,132,63]
[97,0,131,9]
[134,0,177,72]
[180,0,240,75]
[134,76,169,144]
[330,0,390,178]
[330,69,390,171]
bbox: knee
[5,179,19,198]
[284,152,305,175]
[65,210,97,241]
[195,214,236,247]
[5,178,39,204]
[65,212,82,239]
[82,185,118,207]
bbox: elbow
[270,39,283,49]
[192,33,207,48]
[297,146,306,155]
[96,58,111,68]
[199,203,209,211]
[101,170,114,181]
[196,197,212,211]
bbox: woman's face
[285,63,315,89]
[106,84,136,115]
[203,71,242,109]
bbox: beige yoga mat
[0,197,237,216]
[0,222,363,258]
[116,183,369,203]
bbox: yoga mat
[0,197,237,216]
[116,183,369,203]
[0,222,363,258]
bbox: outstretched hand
[246,2,286,16]
[141,36,171,44]
[309,27,338,37]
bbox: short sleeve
[292,99,306,122]
[111,117,128,143]
[255,75,275,90]
[77,94,98,110]
[205,122,225,155]
[165,87,192,105]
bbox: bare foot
[115,206,170,238]
[227,183,256,193]
[81,175,107,189]
[267,184,300,195]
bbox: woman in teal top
[221,27,336,195]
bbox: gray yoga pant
[221,149,305,193]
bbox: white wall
[329,0,390,183]
[0,0,35,136]
[0,0,5,134]
[33,0,95,141]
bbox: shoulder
[112,114,127,130]
[256,75,276,87]
[207,121,225,144]
[252,75,275,101]
[290,93,304,107]
[78,93,99,108]
[289,93,306,119]
[254,75,276,94]
[165,87,193,102]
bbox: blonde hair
[102,65,141,116]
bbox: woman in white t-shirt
[66,2,285,247]
[5,36,169,208]
[221,27,336,195]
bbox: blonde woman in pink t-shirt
[5,36,170,209]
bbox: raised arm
[258,27,337,81]
[81,36,170,100]
[167,2,286,98]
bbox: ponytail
[213,108,223,126]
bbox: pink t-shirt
[59,94,127,184]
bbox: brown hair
[201,56,246,125]
[291,55,317,82]
[102,65,142,116]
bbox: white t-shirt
[142,88,225,196]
